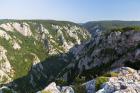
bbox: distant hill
[82,21,140,36]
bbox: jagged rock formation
[97,67,140,93]
[50,28,140,93]
[38,67,139,93]
[33,27,140,93]
[0,20,90,92]
[39,82,61,93]
[61,29,140,82]
[38,82,74,93]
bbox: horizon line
[1,19,140,23]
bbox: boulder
[97,67,140,93]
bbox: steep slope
[0,20,90,92]
[58,27,140,87]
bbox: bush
[2,88,13,93]
[74,76,86,85]
[73,85,86,93]
[55,78,67,86]
[95,76,108,91]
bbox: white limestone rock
[0,30,11,40]
[0,23,14,32]
[0,22,32,36]
[12,40,21,50]
[0,46,14,84]
[97,67,140,93]
[61,86,74,93]
[41,82,61,93]
[12,22,32,36]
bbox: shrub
[103,72,118,77]
[2,88,13,93]
[55,78,67,86]
[74,76,86,85]
[95,76,108,91]
[73,85,86,93]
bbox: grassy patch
[103,72,118,77]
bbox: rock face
[0,30,11,40]
[53,28,140,93]
[0,22,32,36]
[61,30,140,82]
[37,67,139,93]
[85,80,96,93]
[97,67,140,93]
[0,46,14,84]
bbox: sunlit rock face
[0,46,14,84]
[0,22,32,36]
[0,30,11,40]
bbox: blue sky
[0,0,140,22]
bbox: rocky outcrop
[39,82,61,93]
[63,30,140,80]
[38,82,74,93]
[0,46,14,84]
[0,22,32,36]
[12,40,21,50]
[38,67,140,93]
[0,30,11,40]
[0,20,90,54]
[97,67,140,93]
[85,80,96,93]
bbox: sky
[0,0,140,22]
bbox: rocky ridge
[55,28,140,93]
[97,67,140,93]
[38,67,140,93]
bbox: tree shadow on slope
[1,52,74,93]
